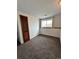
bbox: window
[41,18,53,28]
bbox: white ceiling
[17,0,61,18]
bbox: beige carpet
[17,35,61,59]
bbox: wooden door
[20,15,30,43]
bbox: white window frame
[40,18,53,28]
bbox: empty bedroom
[17,0,61,59]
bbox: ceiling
[17,0,61,18]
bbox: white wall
[17,11,39,43]
[53,13,61,27]
[39,28,61,37]
[39,13,61,38]
[17,14,24,44]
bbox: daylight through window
[41,18,53,28]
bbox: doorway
[20,15,30,43]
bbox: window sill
[41,27,61,29]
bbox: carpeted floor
[17,35,61,59]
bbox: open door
[20,15,30,43]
